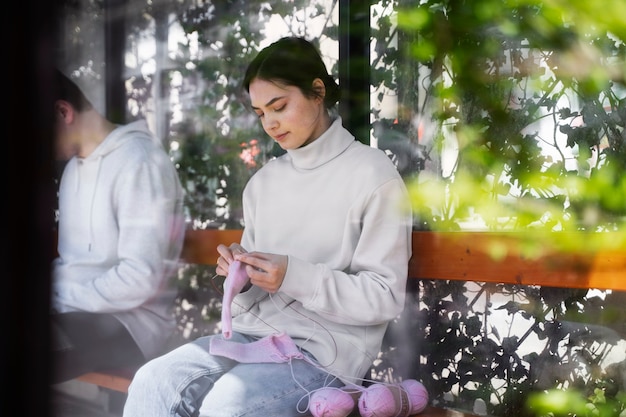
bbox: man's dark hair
[54,69,93,112]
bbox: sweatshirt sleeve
[278,177,412,326]
[52,152,184,313]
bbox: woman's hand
[215,243,247,276]
[235,252,288,294]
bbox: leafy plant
[161,0,338,227]
[58,2,626,415]
[393,0,625,242]
[368,1,626,416]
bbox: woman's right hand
[215,243,247,276]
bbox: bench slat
[180,229,626,290]
[76,368,136,393]
[181,229,244,265]
[410,231,626,290]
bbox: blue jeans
[123,332,345,417]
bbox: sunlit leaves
[394,0,625,254]
[527,387,626,417]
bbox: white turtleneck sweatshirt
[52,120,185,360]
[231,117,412,385]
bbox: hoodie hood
[65,119,164,252]
[88,119,160,160]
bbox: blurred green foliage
[393,0,625,254]
[365,1,626,416]
[165,0,326,228]
[59,2,626,415]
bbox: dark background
[4,1,59,415]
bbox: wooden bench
[76,229,626,416]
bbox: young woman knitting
[123,36,422,417]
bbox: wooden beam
[409,232,626,291]
[76,367,136,393]
[180,229,626,291]
[104,0,128,124]
[338,0,371,144]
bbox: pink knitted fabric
[358,380,429,417]
[220,260,249,339]
[309,387,356,417]
[209,332,305,363]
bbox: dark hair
[243,37,341,109]
[53,69,93,112]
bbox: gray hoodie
[52,120,185,359]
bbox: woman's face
[249,78,329,150]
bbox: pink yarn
[400,379,429,414]
[358,384,395,417]
[358,380,429,417]
[220,260,249,339]
[209,332,305,363]
[309,387,355,417]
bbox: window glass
[53,2,626,417]
[57,0,339,228]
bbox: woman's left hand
[215,243,247,277]
[235,252,288,293]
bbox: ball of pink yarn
[400,379,429,414]
[358,384,395,417]
[309,387,355,417]
[358,380,429,417]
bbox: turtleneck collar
[286,116,355,170]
